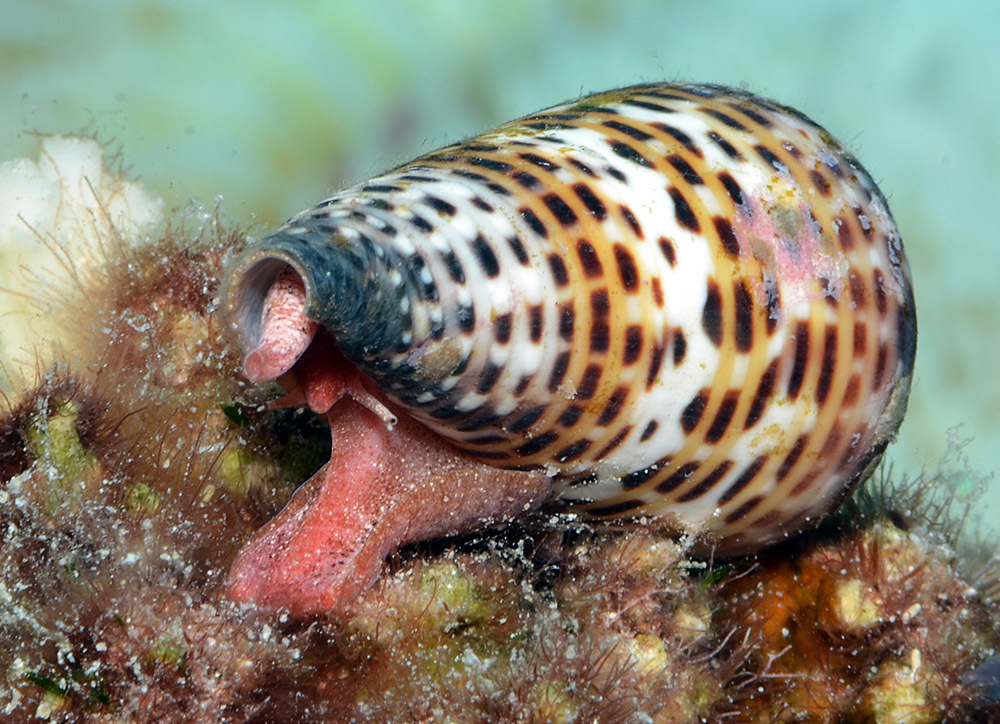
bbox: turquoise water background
[3,1,998,517]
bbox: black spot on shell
[457,408,502,432]
[548,254,569,287]
[853,321,867,357]
[441,250,465,283]
[836,215,855,251]
[597,387,628,426]
[559,304,575,340]
[621,458,668,489]
[702,280,723,346]
[410,215,434,233]
[672,330,686,366]
[854,205,876,241]
[646,342,665,388]
[457,303,476,333]
[591,289,610,317]
[577,364,602,399]
[764,276,781,334]
[658,237,677,266]
[529,305,543,342]
[681,390,708,434]
[874,268,888,316]
[515,431,558,456]
[677,460,734,502]
[734,105,772,127]
[810,170,831,195]
[514,171,542,190]
[624,99,673,112]
[431,405,464,420]
[703,107,746,130]
[508,235,530,265]
[776,435,808,481]
[548,351,571,392]
[651,123,703,158]
[816,325,838,405]
[470,157,514,173]
[717,171,745,206]
[519,152,557,170]
[608,140,653,168]
[559,405,584,427]
[471,196,494,212]
[472,235,500,278]
[707,131,741,160]
[755,145,787,173]
[425,196,457,216]
[476,362,503,394]
[593,425,632,461]
[494,313,512,344]
[642,89,690,101]
[718,456,767,505]
[568,158,597,177]
[656,461,699,494]
[508,405,546,432]
[555,439,592,463]
[666,154,703,184]
[613,244,639,291]
[669,187,700,232]
[651,278,664,307]
[604,119,653,141]
[874,344,889,390]
[734,280,754,352]
[590,323,610,353]
[623,326,642,365]
[787,321,810,400]
[543,193,578,227]
[573,183,607,221]
[619,205,643,238]
[640,420,658,441]
[745,360,777,429]
[577,238,603,277]
[706,391,740,444]
[520,207,548,238]
[714,217,741,259]
[724,495,763,524]
[452,170,489,183]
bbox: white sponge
[0,135,163,390]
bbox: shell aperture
[223,83,916,615]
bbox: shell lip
[222,246,316,355]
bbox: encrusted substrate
[0,197,998,723]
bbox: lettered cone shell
[225,83,915,610]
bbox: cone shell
[224,83,916,553]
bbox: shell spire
[224,82,915,614]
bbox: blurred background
[2,0,998,513]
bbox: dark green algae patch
[0,213,998,723]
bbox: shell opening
[224,254,309,355]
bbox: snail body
[224,83,915,616]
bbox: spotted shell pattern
[227,83,915,553]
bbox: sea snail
[223,83,916,617]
